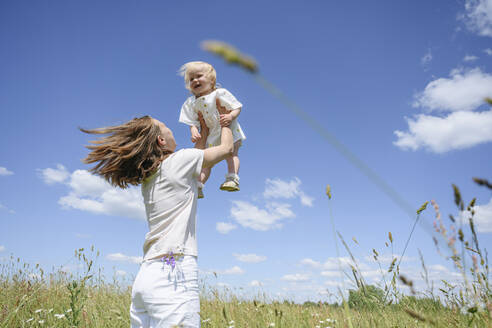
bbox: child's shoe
[220,174,240,192]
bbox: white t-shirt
[141,148,204,261]
[179,88,246,147]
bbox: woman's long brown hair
[80,116,170,188]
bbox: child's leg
[220,141,241,192]
[226,141,241,175]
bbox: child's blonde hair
[179,61,216,91]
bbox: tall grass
[1,181,490,327]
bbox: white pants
[130,255,200,328]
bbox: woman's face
[155,119,176,152]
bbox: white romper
[179,88,246,147]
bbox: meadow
[1,182,490,327]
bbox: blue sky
[1,0,491,303]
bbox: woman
[81,100,233,327]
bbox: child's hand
[191,125,201,143]
[219,113,233,127]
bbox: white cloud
[216,282,230,288]
[233,253,267,263]
[0,246,5,252]
[421,49,433,66]
[67,170,109,197]
[219,266,244,275]
[413,68,492,112]
[394,110,492,153]
[428,264,448,272]
[106,253,142,264]
[0,203,15,214]
[360,269,383,279]
[39,166,145,220]
[463,55,479,62]
[250,280,263,287]
[281,273,310,282]
[115,270,127,277]
[0,167,13,176]
[301,256,363,272]
[364,254,416,265]
[485,48,492,55]
[299,193,314,207]
[216,222,237,234]
[320,271,343,278]
[473,198,492,232]
[38,164,69,184]
[322,257,356,270]
[462,198,492,233]
[300,258,322,268]
[263,177,314,207]
[230,200,295,231]
[462,0,492,37]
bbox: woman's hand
[198,112,209,137]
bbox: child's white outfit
[179,88,246,148]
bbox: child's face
[188,68,214,96]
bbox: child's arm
[190,125,201,143]
[219,107,241,127]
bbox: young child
[179,61,245,198]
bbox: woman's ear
[157,135,166,147]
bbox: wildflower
[54,313,65,319]
[35,309,43,313]
[416,201,428,214]
[162,252,176,269]
[269,323,275,327]
[38,320,45,324]
[202,318,211,323]
[65,309,72,313]
[26,318,34,323]
[325,185,331,199]
[472,255,478,271]
[229,320,234,324]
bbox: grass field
[1,183,490,327]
